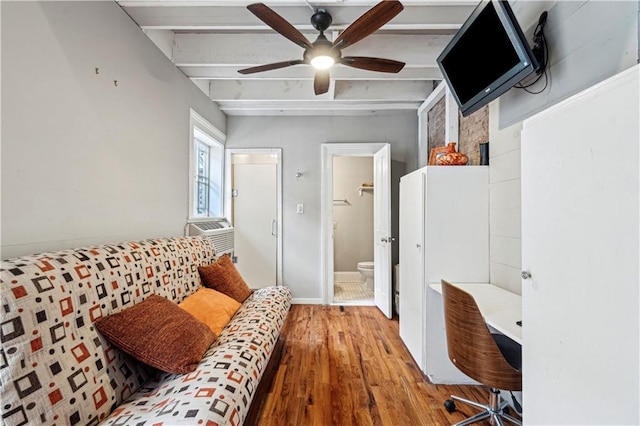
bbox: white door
[232,159,277,288]
[521,66,639,424]
[399,169,425,370]
[373,144,392,318]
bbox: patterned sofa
[0,236,291,426]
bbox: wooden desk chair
[441,280,522,426]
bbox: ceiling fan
[238,1,405,95]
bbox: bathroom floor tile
[334,281,374,304]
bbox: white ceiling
[117,0,477,116]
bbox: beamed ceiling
[117,0,478,116]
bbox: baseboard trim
[291,298,324,305]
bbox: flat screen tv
[437,0,538,116]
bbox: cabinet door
[522,67,639,424]
[399,170,425,370]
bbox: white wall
[487,0,638,294]
[500,0,639,126]
[488,100,523,295]
[226,114,418,301]
[333,157,374,272]
[1,1,225,258]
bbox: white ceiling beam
[122,5,475,31]
[334,80,432,100]
[119,0,477,6]
[182,65,442,80]
[209,79,333,100]
[216,101,423,116]
[208,79,430,101]
[172,33,452,66]
[174,33,303,65]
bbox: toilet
[357,261,374,291]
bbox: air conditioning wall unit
[186,218,234,257]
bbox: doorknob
[380,237,388,243]
[521,270,532,279]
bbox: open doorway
[332,156,375,305]
[321,143,393,318]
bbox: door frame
[224,148,283,286]
[320,142,390,306]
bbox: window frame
[188,110,226,221]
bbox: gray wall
[488,0,639,294]
[1,1,226,258]
[226,114,418,301]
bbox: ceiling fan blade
[238,60,304,74]
[314,71,330,95]
[333,0,403,50]
[341,56,405,73]
[247,3,313,49]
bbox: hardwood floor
[257,305,498,425]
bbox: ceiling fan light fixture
[240,1,406,94]
[311,55,335,70]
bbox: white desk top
[429,282,522,345]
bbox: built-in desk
[423,282,522,384]
[429,282,522,345]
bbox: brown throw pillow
[179,287,241,336]
[198,255,253,303]
[95,294,216,374]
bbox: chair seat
[492,333,522,370]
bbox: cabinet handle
[521,270,532,280]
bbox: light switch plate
[296,204,304,214]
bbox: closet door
[521,66,639,424]
[233,161,277,288]
[399,169,426,370]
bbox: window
[189,111,225,219]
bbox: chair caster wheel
[444,399,456,413]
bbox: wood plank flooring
[257,305,498,425]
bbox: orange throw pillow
[95,294,216,375]
[198,255,253,303]
[179,287,241,336]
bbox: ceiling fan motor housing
[311,9,332,32]
[304,36,340,65]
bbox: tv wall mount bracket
[531,11,548,74]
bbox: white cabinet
[399,166,489,383]
[521,65,639,424]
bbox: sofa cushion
[95,294,216,374]
[179,287,241,336]
[198,255,253,303]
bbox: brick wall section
[427,97,446,152]
[426,98,488,166]
[458,105,489,165]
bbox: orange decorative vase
[436,143,469,166]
